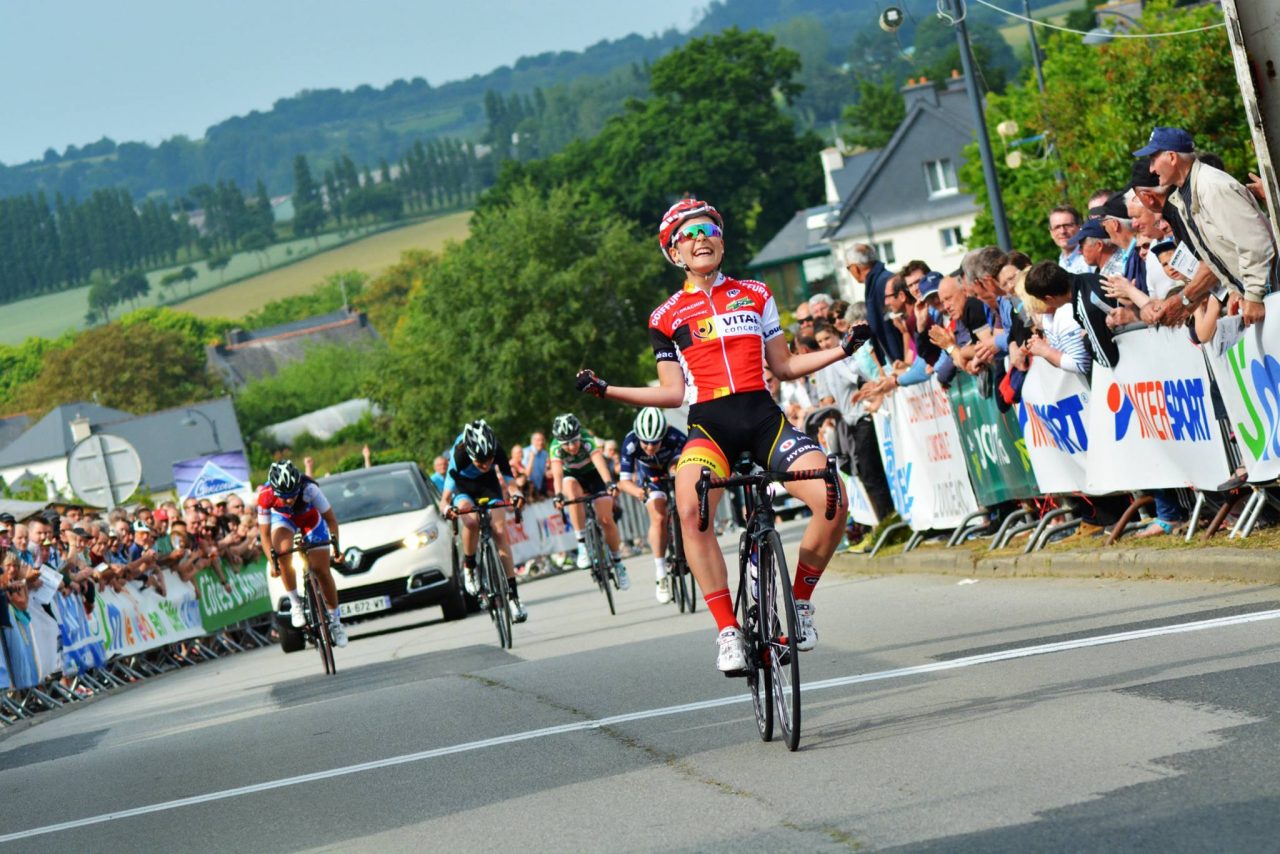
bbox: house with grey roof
[746,147,878,308]
[823,74,981,301]
[0,398,244,502]
[749,73,981,306]
[205,307,380,388]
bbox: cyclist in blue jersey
[616,407,687,603]
[440,420,527,623]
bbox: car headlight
[402,522,440,550]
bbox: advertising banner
[874,378,979,530]
[949,370,1040,505]
[196,560,272,633]
[1018,360,1092,493]
[173,452,252,501]
[507,500,579,565]
[1087,327,1231,491]
[55,591,107,676]
[93,575,204,658]
[1207,294,1280,482]
[2,606,41,689]
[844,472,880,527]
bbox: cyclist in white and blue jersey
[440,420,527,623]
[616,407,687,603]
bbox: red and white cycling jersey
[256,480,330,530]
[648,274,782,404]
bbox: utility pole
[1220,0,1280,239]
[944,0,1012,250]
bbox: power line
[969,0,1226,39]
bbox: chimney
[819,147,844,205]
[900,75,939,111]
[225,328,246,345]
[69,416,91,443]
[946,68,966,92]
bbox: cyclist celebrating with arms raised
[617,407,686,603]
[441,420,527,623]
[549,413,630,591]
[577,198,866,672]
[259,459,348,648]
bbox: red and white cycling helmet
[658,198,723,267]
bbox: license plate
[340,595,391,617]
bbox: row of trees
[0,188,197,304]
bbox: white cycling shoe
[656,577,672,604]
[716,627,749,674]
[329,619,349,648]
[614,562,631,591]
[795,600,817,652]
[575,544,591,569]
[289,600,306,628]
[463,567,479,596]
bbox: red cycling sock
[793,560,824,601]
[703,588,738,632]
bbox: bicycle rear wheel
[667,516,690,613]
[306,574,336,675]
[482,538,512,649]
[738,533,772,742]
[760,529,800,750]
[587,522,615,615]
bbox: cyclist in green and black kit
[549,413,631,591]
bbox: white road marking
[4,607,1277,843]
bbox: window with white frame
[873,240,896,266]
[925,159,958,197]
[940,225,964,251]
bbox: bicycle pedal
[722,667,751,678]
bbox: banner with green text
[197,558,271,633]
[948,370,1040,505]
[1208,294,1280,483]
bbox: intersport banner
[1207,293,1280,482]
[873,377,979,530]
[949,370,1040,504]
[1087,327,1231,491]
[1018,360,1091,493]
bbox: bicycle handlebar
[556,490,614,508]
[450,499,523,525]
[271,538,340,562]
[696,455,841,532]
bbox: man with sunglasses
[258,459,348,647]
[576,198,866,673]
[440,419,527,623]
[616,407,687,603]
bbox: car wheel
[442,573,468,621]
[277,615,305,653]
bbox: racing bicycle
[648,476,695,614]
[272,535,341,675]
[697,454,840,752]
[451,498,522,649]
[559,491,620,615]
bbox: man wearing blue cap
[1134,126,1276,328]
[1067,220,1123,278]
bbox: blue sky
[0,0,703,165]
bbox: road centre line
[4,607,1277,843]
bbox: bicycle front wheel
[760,529,800,750]
[587,521,615,615]
[306,575,336,675]
[482,538,512,649]
[738,532,772,742]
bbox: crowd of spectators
[774,124,1277,546]
[0,494,264,627]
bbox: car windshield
[321,469,430,523]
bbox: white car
[271,462,466,652]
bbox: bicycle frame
[272,536,339,675]
[450,499,521,648]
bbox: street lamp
[181,408,222,453]
[939,0,1012,251]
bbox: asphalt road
[2,519,1279,852]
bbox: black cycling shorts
[450,472,504,506]
[678,390,823,477]
[564,465,608,497]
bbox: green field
[0,212,470,344]
[177,211,471,318]
[998,0,1086,50]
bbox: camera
[879,6,905,32]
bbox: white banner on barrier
[1018,360,1092,493]
[507,501,579,565]
[1087,327,1230,491]
[1207,293,1280,482]
[844,472,880,527]
[90,572,205,658]
[874,378,979,530]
